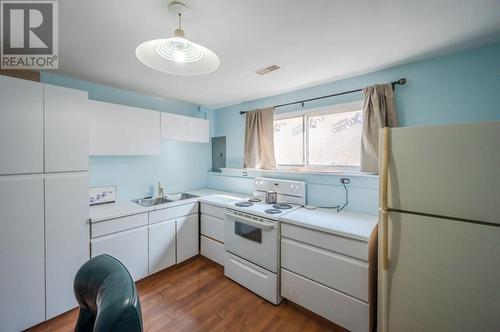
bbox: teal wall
[211,42,500,214]
[41,72,212,200]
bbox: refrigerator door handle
[381,127,390,270]
[382,210,389,270]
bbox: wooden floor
[28,256,347,332]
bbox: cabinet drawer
[224,252,279,304]
[200,203,226,220]
[281,238,368,302]
[200,214,224,242]
[200,236,224,266]
[149,202,198,224]
[91,213,148,238]
[281,268,368,332]
[281,222,369,261]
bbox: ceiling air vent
[256,64,280,75]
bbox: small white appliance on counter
[224,177,306,304]
[378,121,500,332]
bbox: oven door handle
[225,211,277,230]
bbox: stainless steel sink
[132,197,172,207]
[165,193,198,201]
[132,193,198,207]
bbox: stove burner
[248,197,261,203]
[265,209,282,214]
[235,201,253,207]
[273,203,293,210]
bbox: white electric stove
[224,177,306,304]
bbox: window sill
[217,167,378,179]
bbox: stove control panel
[254,177,305,204]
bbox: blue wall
[41,72,212,200]
[211,42,500,214]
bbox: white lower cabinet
[91,226,149,281]
[149,219,176,274]
[176,214,199,263]
[280,222,375,332]
[199,203,225,265]
[0,176,45,332]
[45,173,90,319]
[281,269,369,332]
[200,235,225,265]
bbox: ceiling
[57,0,500,108]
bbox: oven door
[224,209,278,273]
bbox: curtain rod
[239,78,407,115]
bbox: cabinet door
[0,75,43,175]
[89,100,127,155]
[125,106,161,155]
[161,112,187,141]
[0,175,45,331]
[187,117,209,143]
[149,219,176,274]
[176,214,199,263]
[91,226,148,281]
[45,173,90,319]
[44,84,89,172]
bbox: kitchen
[1,1,500,332]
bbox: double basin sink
[132,193,198,207]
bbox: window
[273,101,363,169]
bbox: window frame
[273,100,364,172]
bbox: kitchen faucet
[158,182,164,198]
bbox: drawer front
[281,238,368,302]
[91,213,148,238]
[281,268,369,332]
[149,202,199,224]
[200,236,224,266]
[224,251,279,305]
[281,222,369,261]
[200,214,224,242]
[200,203,226,219]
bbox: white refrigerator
[377,121,500,332]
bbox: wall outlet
[340,178,350,185]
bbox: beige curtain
[244,107,276,169]
[361,84,399,173]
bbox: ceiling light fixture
[135,1,220,76]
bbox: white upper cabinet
[125,105,161,155]
[0,75,44,175]
[44,84,89,172]
[161,112,188,141]
[187,117,210,143]
[89,100,160,156]
[161,112,209,143]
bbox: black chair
[73,254,143,332]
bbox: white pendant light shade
[136,1,220,76]
[136,37,219,76]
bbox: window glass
[308,110,362,166]
[273,116,304,165]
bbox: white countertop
[279,208,378,242]
[90,188,247,223]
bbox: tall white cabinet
[0,75,90,331]
[0,175,46,332]
[45,173,90,319]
